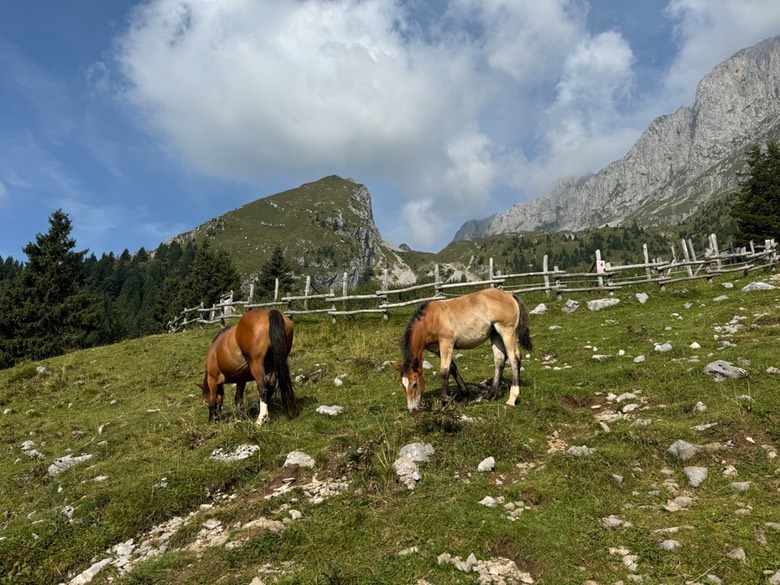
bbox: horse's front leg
[438,343,455,406]
[209,382,225,422]
[234,382,246,418]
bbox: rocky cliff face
[454,35,780,241]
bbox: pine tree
[256,245,294,299]
[733,141,780,245]
[0,210,101,367]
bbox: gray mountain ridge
[453,35,780,242]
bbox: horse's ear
[412,357,420,371]
[391,362,402,372]
[195,382,204,390]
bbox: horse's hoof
[255,416,269,426]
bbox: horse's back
[235,309,294,358]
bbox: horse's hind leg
[249,360,271,426]
[486,340,507,401]
[449,361,469,401]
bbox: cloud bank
[110,0,780,249]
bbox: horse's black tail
[513,294,533,352]
[268,309,296,417]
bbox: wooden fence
[166,234,778,332]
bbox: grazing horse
[197,308,295,425]
[397,288,532,412]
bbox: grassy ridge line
[1,275,780,584]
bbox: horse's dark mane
[401,301,429,369]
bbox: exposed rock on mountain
[454,35,780,241]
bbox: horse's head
[395,358,425,412]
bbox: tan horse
[197,308,295,425]
[397,288,532,412]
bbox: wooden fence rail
[166,234,778,332]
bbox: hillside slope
[167,175,420,291]
[2,273,780,584]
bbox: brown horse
[197,308,295,425]
[397,288,532,412]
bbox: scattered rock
[659,539,680,550]
[562,299,580,313]
[667,440,700,461]
[567,445,594,457]
[636,292,649,304]
[587,298,620,311]
[529,303,547,315]
[284,451,315,468]
[399,442,434,462]
[703,360,748,381]
[48,454,94,477]
[210,444,259,462]
[393,456,421,489]
[684,466,708,487]
[315,405,345,416]
[654,342,673,353]
[478,457,495,472]
[633,355,646,363]
[741,281,776,292]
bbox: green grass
[2,273,780,584]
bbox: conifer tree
[0,210,101,367]
[257,244,294,299]
[733,140,780,245]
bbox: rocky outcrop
[454,35,780,241]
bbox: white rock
[667,440,700,461]
[587,298,620,311]
[659,539,680,550]
[689,342,701,350]
[529,303,547,314]
[48,454,93,477]
[315,405,345,416]
[654,342,673,352]
[636,292,649,304]
[562,299,580,313]
[633,355,646,363]
[284,450,315,468]
[703,360,748,381]
[684,466,708,487]
[210,444,259,462]
[741,281,776,292]
[477,457,495,472]
[399,442,434,462]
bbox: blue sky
[1,1,780,259]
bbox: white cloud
[662,0,780,108]
[108,0,780,250]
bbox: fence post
[274,278,279,302]
[543,255,550,297]
[554,265,562,301]
[595,249,605,288]
[342,272,348,297]
[304,276,311,310]
[643,244,652,281]
[681,239,693,277]
[434,264,441,296]
[489,257,494,286]
[331,287,337,325]
[383,268,389,291]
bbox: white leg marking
[256,401,270,426]
[505,385,520,407]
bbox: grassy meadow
[1,273,780,584]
